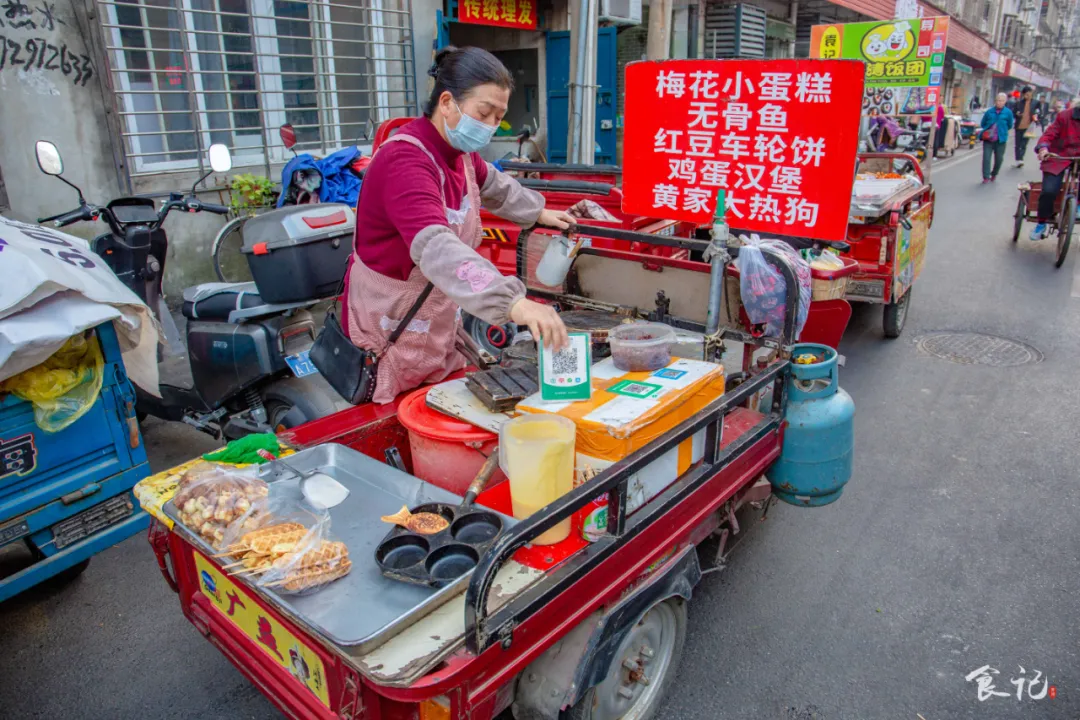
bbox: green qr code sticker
[608,380,662,399]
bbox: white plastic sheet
[0,216,161,395]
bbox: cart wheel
[883,289,911,339]
[561,597,687,720]
[1013,193,1027,243]
[51,559,91,585]
[261,377,341,433]
[463,312,516,358]
[1056,197,1075,268]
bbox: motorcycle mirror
[280,123,297,151]
[208,143,232,173]
[35,140,63,176]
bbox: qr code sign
[551,348,579,375]
[621,383,652,395]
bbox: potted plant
[228,173,276,217]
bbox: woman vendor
[342,46,573,404]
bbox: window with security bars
[98,0,416,176]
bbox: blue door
[546,27,617,164]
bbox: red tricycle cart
[140,228,820,720]
[844,153,936,338]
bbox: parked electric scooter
[34,141,345,439]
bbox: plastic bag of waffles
[219,482,351,595]
[173,462,269,549]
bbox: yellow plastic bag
[0,332,105,432]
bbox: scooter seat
[182,282,265,320]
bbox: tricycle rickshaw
[1012,155,1080,268]
[138,223,853,720]
[841,152,936,338]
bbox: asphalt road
[2,143,1078,720]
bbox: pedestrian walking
[1008,86,1046,167]
[980,93,1014,183]
[933,103,946,156]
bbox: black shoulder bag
[310,282,434,405]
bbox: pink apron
[346,134,483,404]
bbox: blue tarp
[277,146,364,208]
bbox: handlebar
[38,210,68,223]
[52,207,96,227]
[173,198,228,215]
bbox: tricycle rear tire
[1055,197,1075,268]
[1013,194,1026,243]
[462,312,516,358]
[261,376,342,432]
[561,597,687,720]
[883,289,911,339]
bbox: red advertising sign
[459,0,537,30]
[622,59,865,241]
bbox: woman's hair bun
[423,46,513,118]
[428,46,458,78]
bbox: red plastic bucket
[397,387,505,496]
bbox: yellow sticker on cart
[894,203,931,297]
[193,553,331,708]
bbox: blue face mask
[446,100,496,153]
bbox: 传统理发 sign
[459,0,537,29]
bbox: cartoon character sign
[861,21,915,62]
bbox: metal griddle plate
[163,443,516,655]
[558,309,628,343]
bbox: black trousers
[1038,171,1064,222]
[1015,127,1031,161]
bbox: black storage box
[241,204,355,303]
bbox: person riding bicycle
[1031,99,1080,241]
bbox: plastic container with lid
[397,387,505,496]
[241,203,355,303]
[499,414,576,545]
[608,322,676,372]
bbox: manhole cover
[916,332,1043,367]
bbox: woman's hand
[1038,148,1050,161]
[510,298,569,351]
[537,208,575,230]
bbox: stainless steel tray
[163,443,516,655]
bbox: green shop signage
[810,16,950,89]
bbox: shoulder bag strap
[385,282,434,346]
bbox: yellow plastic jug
[499,414,576,545]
